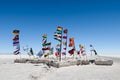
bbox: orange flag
[69,37,74,47]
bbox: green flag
[30,48,34,55]
[42,42,51,47]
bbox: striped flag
[13,35,19,46]
[14,49,20,55]
[54,37,62,42]
[54,32,62,38]
[54,32,62,42]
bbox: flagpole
[59,27,63,62]
[73,38,75,59]
[65,29,68,58]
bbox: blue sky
[0,0,120,55]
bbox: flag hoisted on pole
[90,44,97,55]
[30,48,34,55]
[42,34,51,58]
[68,37,75,57]
[54,26,63,61]
[12,30,20,55]
[62,29,68,56]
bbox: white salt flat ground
[0,54,120,80]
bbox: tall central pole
[59,27,63,61]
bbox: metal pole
[59,27,63,61]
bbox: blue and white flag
[37,50,43,57]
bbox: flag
[63,29,68,34]
[13,39,19,43]
[54,32,62,42]
[42,42,51,47]
[13,41,19,44]
[13,35,19,41]
[50,47,54,54]
[55,52,59,57]
[80,49,85,53]
[77,51,80,55]
[42,38,47,44]
[69,37,74,47]
[54,35,62,38]
[90,44,93,47]
[63,48,66,50]
[54,32,62,34]
[13,35,19,46]
[13,30,20,35]
[93,50,97,55]
[62,42,67,45]
[13,49,20,55]
[57,26,62,32]
[42,34,47,39]
[54,32,62,38]
[68,48,75,55]
[13,43,19,46]
[79,45,84,49]
[56,44,60,47]
[62,52,66,55]
[14,52,20,55]
[63,36,67,39]
[44,53,49,57]
[37,50,43,57]
[54,37,62,42]
[42,47,51,50]
[30,48,34,55]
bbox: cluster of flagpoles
[54,26,70,61]
[54,26,63,61]
[12,27,98,61]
